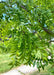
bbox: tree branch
[18,3,54,36]
[1,1,54,37]
[19,4,54,36]
[42,27,53,35]
[20,5,28,12]
[38,20,54,36]
[49,40,54,43]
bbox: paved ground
[1,65,38,75]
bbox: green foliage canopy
[0,0,54,70]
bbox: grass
[0,53,12,73]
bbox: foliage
[30,65,54,75]
[0,0,54,70]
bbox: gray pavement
[1,65,38,75]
